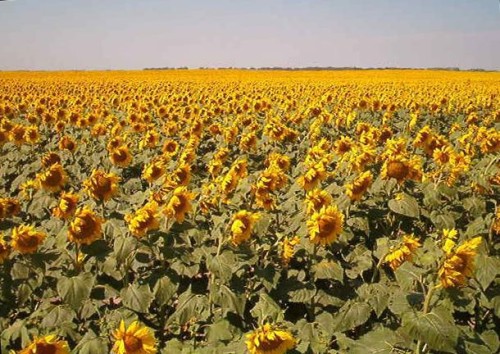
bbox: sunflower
[304,189,332,215]
[68,207,104,245]
[438,236,481,288]
[25,125,40,144]
[281,236,300,266]
[0,233,10,264]
[164,163,191,189]
[142,159,166,184]
[52,192,79,220]
[41,152,62,168]
[0,129,8,146]
[231,210,260,246]
[19,334,70,354]
[125,201,160,237]
[110,145,133,167]
[345,170,373,201]
[112,320,157,354]
[59,135,77,153]
[307,205,344,246]
[297,162,327,191]
[384,235,422,270]
[84,169,120,202]
[11,224,46,254]
[245,323,296,354]
[0,197,21,219]
[164,187,195,223]
[36,163,67,193]
[10,124,26,145]
[381,156,422,184]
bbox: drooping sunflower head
[58,135,77,153]
[36,163,67,193]
[304,189,332,215]
[0,197,21,219]
[41,151,62,168]
[164,187,195,223]
[19,334,70,354]
[245,323,296,354]
[297,162,327,191]
[52,192,79,220]
[281,236,300,267]
[0,233,10,264]
[125,201,160,238]
[438,236,481,288]
[307,205,344,246]
[231,210,260,246]
[142,159,166,184]
[345,170,373,202]
[11,224,46,254]
[84,169,120,202]
[68,207,104,245]
[112,320,157,354]
[384,234,422,270]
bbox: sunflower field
[0,70,499,354]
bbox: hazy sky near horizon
[0,0,499,71]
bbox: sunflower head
[164,187,195,223]
[19,334,70,354]
[0,197,21,219]
[305,189,332,215]
[438,236,481,288]
[84,169,120,202]
[52,192,79,220]
[245,323,296,354]
[307,205,344,246]
[36,163,67,193]
[231,210,260,246]
[112,320,157,354]
[142,159,166,183]
[0,233,10,264]
[68,207,104,245]
[11,224,46,254]
[125,201,160,237]
[110,145,133,168]
[345,170,373,202]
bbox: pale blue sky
[0,0,499,70]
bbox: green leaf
[400,307,459,353]
[475,254,499,290]
[357,283,390,317]
[332,300,372,332]
[388,194,420,218]
[121,283,154,313]
[430,211,456,230]
[250,293,284,323]
[206,319,234,343]
[347,326,408,354]
[57,273,94,310]
[207,251,234,282]
[481,329,499,353]
[219,284,246,316]
[114,236,137,263]
[313,260,343,282]
[154,276,178,307]
[41,305,75,328]
[74,332,108,354]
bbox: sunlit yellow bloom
[438,237,481,288]
[307,205,344,246]
[84,169,120,202]
[281,236,300,266]
[142,159,166,183]
[164,187,195,223]
[245,323,296,354]
[231,210,260,246]
[11,224,46,254]
[19,334,70,354]
[125,202,160,238]
[112,320,157,354]
[110,145,133,167]
[304,189,332,215]
[36,163,67,193]
[345,170,373,201]
[52,192,79,220]
[297,162,327,191]
[68,207,104,245]
[384,235,422,270]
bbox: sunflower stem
[415,284,436,354]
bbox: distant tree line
[143,66,496,72]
